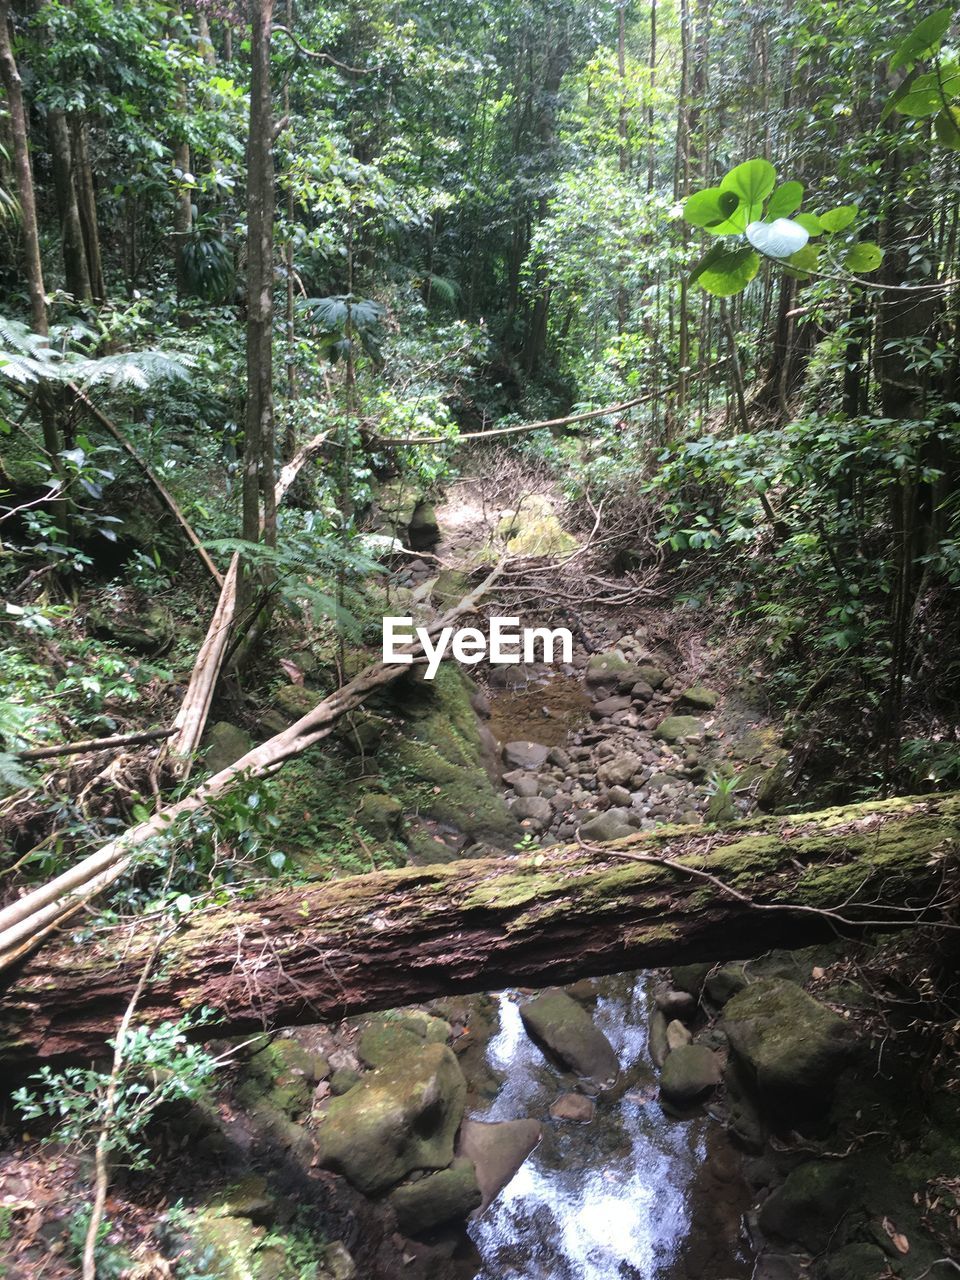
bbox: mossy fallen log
[1,792,957,1065]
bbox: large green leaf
[818,205,858,233]
[793,212,823,237]
[845,242,884,272]
[720,158,777,208]
[683,187,741,229]
[785,244,820,279]
[895,66,960,118]
[765,181,804,220]
[890,8,952,73]
[935,104,960,148]
[690,243,760,296]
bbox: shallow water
[467,974,751,1280]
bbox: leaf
[793,212,823,237]
[690,244,760,297]
[683,187,741,229]
[845,242,884,272]
[784,244,820,279]
[890,8,952,72]
[818,205,858,233]
[720,158,778,208]
[895,66,960,118]
[935,105,960,148]
[747,218,810,258]
[765,180,804,219]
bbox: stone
[578,810,635,842]
[655,988,697,1019]
[585,651,634,686]
[510,795,553,827]
[630,681,654,702]
[313,1043,466,1193]
[817,1243,890,1280]
[388,1157,482,1235]
[87,601,174,654]
[670,963,711,997]
[549,1092,595,1122]
[705,964,748,1006]
[502,740,550,770]
[506,773,539,798]
[520,988,619,1084]
[676,685,719,711]
[273,684,323,722]
[758,1160,857,1252]
[596,752,643,788]
[547,746,571,769]
[457,1118,542,1212]
[634,664,669,689]
[654,715,705,744]
[591,695,633,719]
[203,721,252,774]
[357,793,402,839]
[500,494,578,556]
[659,1044,721,1106]
[607,785,632,806]
[321,1243,357,1280]
[408,500,440,549]
[665,1020,692,1052]
[357,1019,423,1068]
[329,1067,361,1096]
[722,979,857,1120]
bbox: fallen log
[15,728,173,762]
[2,791,957,1064]
[0,564,503,970]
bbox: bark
[70,116,105,302]
[1,791,956,1065]
[47,108,91,302]
[172,140,193,299]
[0,0,47,336]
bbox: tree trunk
[47,108,91,301]
[70,115,105,301]
[2,791,956,1066]
[172,140,193,299]
[0,0,48,336]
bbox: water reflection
[469,975,745,1280]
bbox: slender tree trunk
[173,140,192,299]
[47,108,91,301]
[71,116,105,301]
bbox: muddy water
[466,976,752,1280]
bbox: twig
[15,727,173,762]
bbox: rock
[502,740,550,770]
[357,793,402,839]
[313,1043,466,1193]
[547,746,571,769]
[503,771,539,798]
[670,964,711,997]
[578,810,635,842]
[408,500,440,549]
[329,1067,361,1096]
[321,1243,357,1280]
[237,1035,323,1119]
[470,689,492,718]
[358,1019,423,1068]
[758,1160,857,1252]
[654,715,705,744]
[549,1092,595,1122]
[585,651,634,686]
[388,1157,482,1235]
[607,784,632,806]
[510,795,553,828]
[665,1020,692,1052]
[430,567,472,610]
[596,752,643,788]
[87,601,174,654]
[207,1174,278,1223]
[457,1118,542,1212]
[274,684,323,722]
[501,494,577,556]
[203,721,252,773]
[723,1058,767,1152]
[648,1010,669,1068]
[722,979,857,1120]
[817,1243,890,1280]
[676,685,719,711]
[591,695,633,719]
[659,1044,721,1105]
[634,664,669,689]
[705,963,748,1006]
[630,681,654,702]
[655,988,697,1020]
[520,988,619,1084]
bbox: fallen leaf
[812,966,825,979]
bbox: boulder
[817,1243,890,1280]
[676,685,719,711]
[654,989,697,1021]
[502,740,550,770]
[655,715,705,744]
[585,651,634,686]
[510,795,553,828]
[705,963,748,1006]
[408,500,440,549]
[597,752,644,788]
[500,494,577,556]
[578,810,635,842]
[203,721,252,774]
[388,1157,482,1235]
[357,1020,423,1068]
[519,988,619,1085]
[634,664,669,690]
[502,769,539,796]
[591,695,632,719]
[87,601,175,654]
[758,1160,857,1252]
[313,1043,466,1193]
[648,1010,669,1068]
[549,1092,595,1122]
[665,1020,692,1052]
[659,1044,721,1106]
[722,979,857,1120]
[357,793,402,839]
[670,963,711,997]
[457,1118,542,1212]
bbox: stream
[466,976,753,1280]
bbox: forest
[0,0,959,1277]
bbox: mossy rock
[409,500,440,548]
[313,1042,467,1194]
[519,988,619,1084]
[431,568,472,610]
[203,721,252,774]
[634,664,669,690]
[506,513,577,557]
[670,963,711,997]
[654,715,704,744]
[273,684,323,722]
[357,792,402,838]
[388,1157,482,1235]
[758,1160,858,1252]
[816,1243,891,1280]
[676,685,719,711]
[87,601,175,654]
[358,1019,423,1068]
[659,1044,721,1106]
[236,1036,324,1119]
[337,711,391,754]
[722,979,858,1121]
[585,651,634,686]
[206,1174,279,1223]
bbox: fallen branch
[0,562,503,971]
[2,791,957,1064]
[15,728,173,763]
